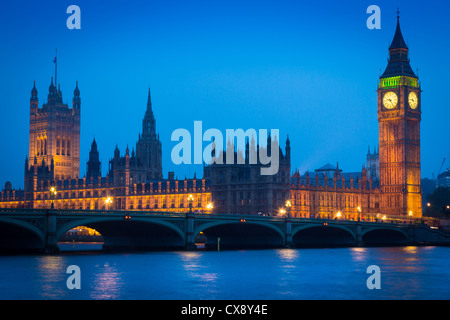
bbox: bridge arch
[0,218,45,252]
[362,227,409,246]
[291,224,356,247]
[56,217,186,251]
[195,220,285,249]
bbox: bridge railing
[0,208,48,215]
[0,208,440,228]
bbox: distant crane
[432,157,446,186]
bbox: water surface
[0,245,448,299]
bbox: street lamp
[206,202,214,213]
[279,208,286,216]
[408,210,413,224]
[336,211,342,219]
[188,194,194,213]
[105,197,113,210]
[285,200,292,218]
[357,206,361,221]
[49,186,57,209]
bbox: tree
[424,187,450,218]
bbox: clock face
[383,91,398,109]
[408,91,418,109]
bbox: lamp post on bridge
[185,194,196,250]
[285,200,292,218]
[206,202,214,213]
[49,187,57,209]
[105,197,113,211]
[283,199,294,248]
[188,194,194,214]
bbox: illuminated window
[56,137,60,155]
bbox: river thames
[0,244,449,300]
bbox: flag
[53,57,57,63]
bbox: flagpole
[55,48,57,87]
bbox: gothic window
[56,137,60,155]
[62,138,66,155]
[36,138,40,156]
[40,137,44,155]
[67,139,71,156]
[44,138,47,155]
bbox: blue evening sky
[0,0,449,188]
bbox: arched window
[44,137,47,155]
[56,137,60,155]
[62,137,66,155]
[67,139,71,156]
[36,137,41,156]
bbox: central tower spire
[135,87,162,181]
[142,87,156,137]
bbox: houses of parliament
[0,17,423,220]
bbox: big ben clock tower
[378,13,422,218]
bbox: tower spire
[147,86,152,111]
[380,13,416,78]
[142,87,156,137]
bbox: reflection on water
[274,249,300,297]
[0,246,449,299]
[36,256,68,299]
[90,262,124,299]
[350,247,367,262]
[276,248,300,262]
[177,251,219,297]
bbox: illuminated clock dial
[408,91,418,109]
[383,91,398,109]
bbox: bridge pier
[355,221,364,247]
[44,210,59,254]
[408,224,415,245]
[185,212,197,250]
[284,217,294,248]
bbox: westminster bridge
[0,208,449,253]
